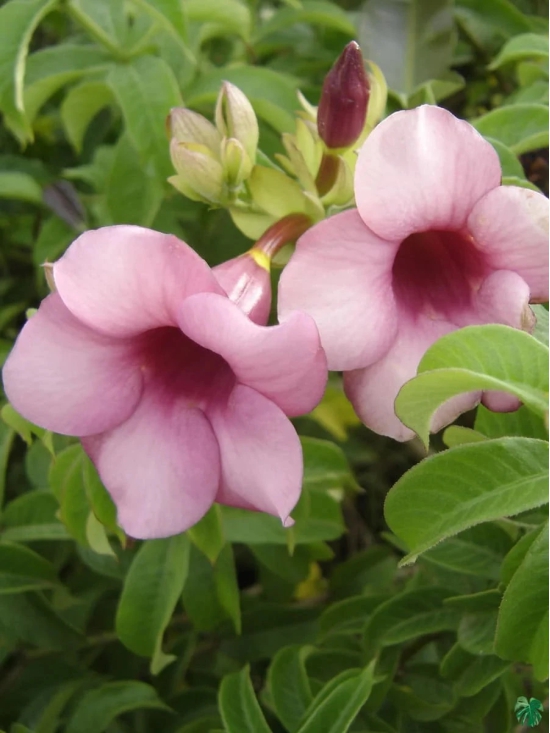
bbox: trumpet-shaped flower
[3,226,327,538]
[279,105,549,441]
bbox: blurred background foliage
[0,0,548,731]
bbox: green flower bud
[215,82,259,162]
[168,107,221,152]
[169,140,224,204]
[220,137,253,188]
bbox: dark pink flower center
[136,326,235,409]
[392,229,486,319]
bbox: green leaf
[319,594,389,637]
[500,525,544,585]
[0,171,42,203]
[442,425,487,448]
[1,404,54,454]
[296,662,376,733]
[104,133,164,226]
[185,0,252,42]
[61,80,113,152]
[254,0,355,40]
[0,0,58,143]
[66,0,128,49]
[385,438,548,564]
[0,421,15,511]
[301,437,355,492]
[33,216,74,266]
[495,523,548,680]
[221,490,344,545]
[454,655,511,697]
[107,55,182,178]
[66,681,171,733]
[358,0,456,96]
[218,665,272,733]
[49,444,89,546]
[489,33,549,69]
[187,505,224,563]
[116,534,190,672]
[475,404,548,441]
[455,0,531,40]
[422,523,513,580]
[0,540,58,593]
[395,324,549,446]
[310,383,361,441]
[22,44,111,126]
[127,0,192,60]
[214,544,241,634]
[532,304,549,347]
[484,136,525,178]
[472,103,549,155]
[365,588,460,649]
[0,592,82,650]
[268,646,314,733]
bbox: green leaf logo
[515,697,544,727]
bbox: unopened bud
[169,140,224,204]
[168,108,221,152]
[220,137,253,188]
[215,82,259,162]
[213,253,271,325]
[317,41,370,150]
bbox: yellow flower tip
[249,248,271,272]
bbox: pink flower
[3,226,327,538]
[279,105,549,441]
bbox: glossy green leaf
[218,665,272,733]
[454,655,511,697]
[66,0,128,49]
[49,444,89,546]
[395,324,549,446]
[1,404,54,454]
[365,588,460,649]
[455,0,531,40]
[116,534,190,672]
[0,171,42,203]
[442,425,487,448]
[358,0,456,95]
[495,523,548,680]
[108,55,182,177]
[319,594,388,637]
[268,646,314,732]
[296,662,376,733]
[489,33,549,69]
[61,80,113,152]
[255,0,355,40]
[385,438,548,564]
[301,437,355,492]
[472,103,549,154]
[127,0,192,60]
[0,541,58,593]
[0,0,58,142]
[66,681,170,733]
[214,543,241,634]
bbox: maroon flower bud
[317,41,370,150]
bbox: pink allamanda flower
[279,105,549,441]
[3,226,327,538]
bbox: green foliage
[0,0,548,731]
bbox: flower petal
[481,391,521,412]
[472,269,535,331]
[277,210,398,371]
[355,106,501,242]
[209,384,302,523]
[83,392,220,539]
[177,293,327,417]
[2,294,142,436]
[344,314,479,441]
[53,225,222,337]
[468,185,549,302]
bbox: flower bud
[169,140,224,204]
[168,108,221,152]
[317,41,370,150]
[213,252,271,325]
[220,137,253,188]
[215,82,259,162]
